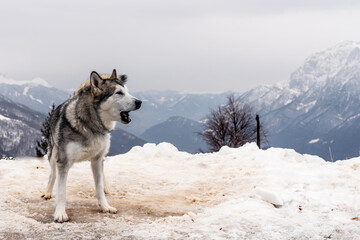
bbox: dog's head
[90,69,141,124]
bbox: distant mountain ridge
[0,74,51,87]
[0,94,45,157]
[0,75,71,113]
[2,41,360,160]
[109,129,147,156]
[241,41,360,160]
[119,91,236,136]
[140,116,207,153]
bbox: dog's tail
[36,104,56,158]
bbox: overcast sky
[1,0,360,93]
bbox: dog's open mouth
[120,111,131,124]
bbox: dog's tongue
[120,111,131,123]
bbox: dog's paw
[41,192,53,200]
[101,205,118,214]
[54,211,69,223]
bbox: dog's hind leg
[91,157,117,213]
[54,162,70,223]
[42,147,57,200]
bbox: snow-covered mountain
[0,74,71,113]
[3,40,360,160]
[0,94,45,157]
[241,41,360,160]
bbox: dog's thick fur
[42,70,141,222]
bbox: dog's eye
[116,91,124,95]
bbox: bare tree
[200,95,266,152]
[200,105,229,152]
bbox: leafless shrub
[200,95,266,152]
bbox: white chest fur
[66,134,111,162]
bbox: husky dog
[41,69,141,222]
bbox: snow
[22,86,44,103]
[1,142,360,239]
[309,138,320,144]
[22,86,30,95]
[169,95,186,108]
[28,94,43,104]
[0,114,11,121]
[253,187,283,207]
[0,75,51,87]
[348,113,360,122]
[296,100,317,113]
[290,41,360,91]
[157,96,167,103]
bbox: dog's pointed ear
[90,71,102,88]
[110,69,117,79]
[90,71,104,95]
[120,74,127,84]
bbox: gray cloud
[1,0,360,93]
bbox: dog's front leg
[102,160,110,194]
[54,164,70,223]
[91,158,117,213]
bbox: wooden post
[256,114,260,148]
[329,145,334,162]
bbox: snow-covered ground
[1,143,360,239]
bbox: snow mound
[1,142,360,239]
[253,187,283,207]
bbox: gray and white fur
[42,69,141,222]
